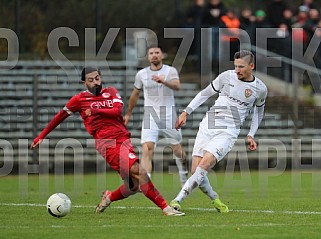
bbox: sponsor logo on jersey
[245,89,253,98]
[128,153,136,159]
[215,148,224,157]
[228,96,250,106]
[90,100,113,108]
[102,93,110,98]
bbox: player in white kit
[124,45,188,186]
[170,50,268,212]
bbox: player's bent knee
[128,177,139,191]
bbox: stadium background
[1,0,321,174]
[0,0,316,59]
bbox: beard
[151,59,161,66]
[88,84,102,96]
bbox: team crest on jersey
[129,153,136,159]
[102,93,110,98]
[245,89,252,98]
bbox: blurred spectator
[303,8,320,42]
[313,19,321,68]
[314,19,321,37]
[299,0,318,11]
[185,0,205,28]
[220,9,240,61]
[253,10,271,29]
[201,0,227,75]
[292,5,310,49]
[253,10,271,72]
[276,8,294,52]
[201,0,227,27]
[275,8,294,58]
[276,23,290,39]
[184,0,206,60]
[180,0,321,77]
[266,0,288,28]
[275,23,292,58]
[303,8,320,89]
[281,8,295,33]
[239,7,256,44]
[293,5,310,28]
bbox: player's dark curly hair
[81,67,101,81]
[147,44,164,52]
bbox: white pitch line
[0,223,290,229]
[1,203,321,215]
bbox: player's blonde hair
[234,50,255,64]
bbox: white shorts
[141,117,182,145]
[192,121,237,162]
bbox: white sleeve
[168,67,179,81]
[255,81,268,107]
[247,105,265,138]
[184,81,219,114]
[134,71,143,90]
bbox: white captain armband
[63,106,73,115]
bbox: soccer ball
[47,193,71,218]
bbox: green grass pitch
[1,171,321,239]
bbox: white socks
[175,157,188,184]
[174,166,207,203]
[199,175,218,200]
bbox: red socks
[109,184,135,202]
[140,181,168,210]
[108,181,168,210]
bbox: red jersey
[63,87,130,140]
[33,86,139,175]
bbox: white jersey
[134,64,179,120]
[186,70,267,137]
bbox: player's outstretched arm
[124,87,140,125]
[30,139,43,148]
[247,105,265,140]
[247,135,257,151]
[30,110,69,149]
[175,111,188,130]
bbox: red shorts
[95,138,139,179]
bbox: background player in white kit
[124,45,188,186]
[170,50,268,213]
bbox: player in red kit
[30,67,185,216]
